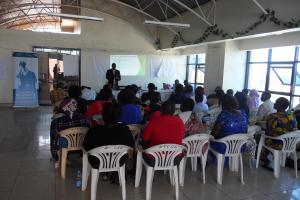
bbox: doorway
[33,47,81,105]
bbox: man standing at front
[106,63,121,90]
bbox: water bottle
[76,170,82,188]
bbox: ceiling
[0,0,213,30]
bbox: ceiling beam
[173,0,212,26]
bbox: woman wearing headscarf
[50,98,90,168]
[247,89,260,118]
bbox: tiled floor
[1,106,300,200]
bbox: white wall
[160,0,300,49]
[0,9,161,104]
[222,41,247,93]
[204,43,225,94]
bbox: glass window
[270,93,291,105]
[189,54,197,64]
[196,67,205,84]
[250,48,269,62]
[248,64,267,91]
[269,68,292,93]
[198,54,206,64]
[271,46,295,62]
[188,65,195,83]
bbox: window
[245,46,300,107]
[186,54,206,88]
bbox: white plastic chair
[135,144,185,200]
[210,134,249,185]
[180,134,212,186]
[86,145,132,200]
[256,130,300,178]
[58,127,89,179]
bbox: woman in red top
[142,100,185,147]
[85,90,111,126]
[141,101,185,166]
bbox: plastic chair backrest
[144,144,185,170]
[183,134,212,157]
[59,127,89,148]
[276,131,300,152]
[247,125,261,137]
[89,145,132,171]
[217,134,249,156]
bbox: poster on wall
[13,52,39,108]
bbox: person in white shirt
[256,91,275,121]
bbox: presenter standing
[106,63,121,90]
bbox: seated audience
[226,89,234,96]
[125,84,141,104]
[195,86,207,104]
[256,91,275,121]
[81,86,96,101]
[83,102,134,169]
[235,91,250,117]
[50,99,90,167]
[207,87,224,107]
[50,82,67,114]
[102,84,115,101]
[261,97,297,168]
[265,97,296,146]
[169,84,186,104]
[143,91,161,123]
[184,85,194,99]
[247,89,260,118]
[65,85,87,114]
[210,94,248,153]
[242,88,250,96]
[118,89,142,125]
[142,101,185,148]
[141,101,185,166]
[179,98,204,137]
[193,93,209,121]
[85,90,112,126]
[173,79,180,89]
[141,83,156,104]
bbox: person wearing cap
[50,98,90,167]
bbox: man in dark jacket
[106,63,121,89]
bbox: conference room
[1,0,300,200]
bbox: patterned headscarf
[247,89,260,109]
[60,98,77,119]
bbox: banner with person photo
[13,52,39,107]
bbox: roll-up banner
[13,52,39,107]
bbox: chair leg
[256,136,264,168]
[61,149,67,179]
[135,151,143,188]
[190,157,194,171]
[169,169,175,185]
[173,166,179,200]
[82,153,90,191]
[281,153,287,167]
[240,154,245,185]
[146,167,154,200]
[294,151,298,178]
[193,157,198,172]
[91,169,99,200]
[202,153,208,184]
[119,165,126,200]
[273,150,281,178]
[179,157,186,186]
[217,154,225,185]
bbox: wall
[0,9,162,104]
[160,0,300,49]
[222,41,247,92]
[204,43,225,94]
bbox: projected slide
[110,55,146,76]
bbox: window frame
[245,46,300,107]
[186,54,206,88]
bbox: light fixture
[144,20,190,28]
[47,13,103,21]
